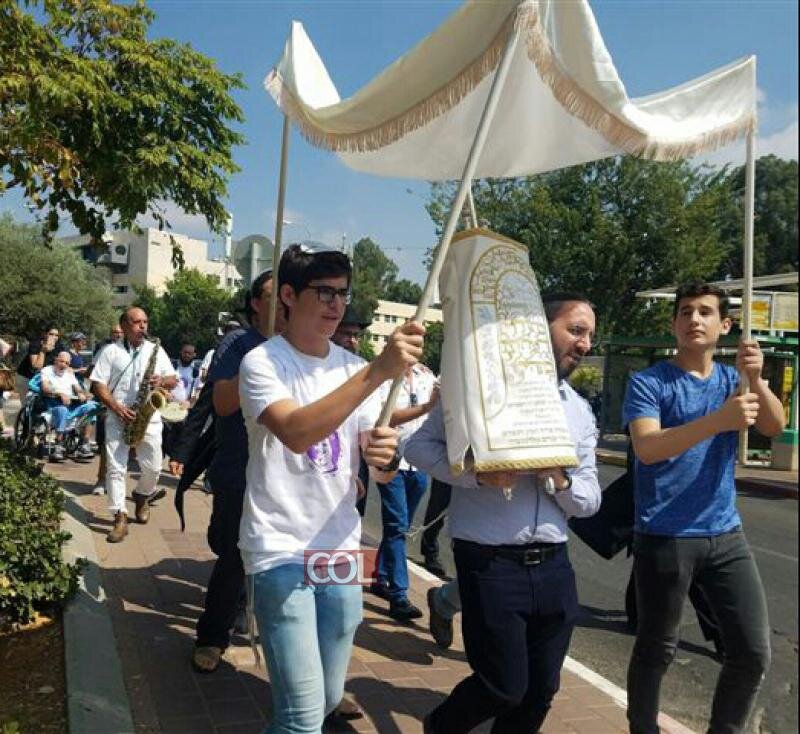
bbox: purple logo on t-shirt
[306,432,341,474]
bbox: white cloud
[136,200,212,241]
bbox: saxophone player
[91,307,177,543]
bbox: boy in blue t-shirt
[623,281,785,734]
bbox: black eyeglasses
[306,286,352,305]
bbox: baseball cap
[70,331,87,341]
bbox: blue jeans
[434,579,462,620]
[377,469,428,602]
[252,564,363,734]
[46,399,97,434]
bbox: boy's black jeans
[627,529,770,734]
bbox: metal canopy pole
[738,126,756,465]
[268,114,290,337]
[377,26,520,426]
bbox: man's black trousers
[195,483,245,650]
[420,479,452,561]
[429,539,578,733]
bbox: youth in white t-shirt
[239,335,381,574]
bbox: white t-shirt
[200,348,214,376]
[173,363,196,403]
[238,336,382,575]
[381,364,437,471]
[90,340,176,426]
[40,365,81,399]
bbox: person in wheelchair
[37,351,98,461]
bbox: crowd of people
[0,242,785,734]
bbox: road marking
[750,545,798,563]
[406,558,697,733]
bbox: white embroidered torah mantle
[439,229,578,475]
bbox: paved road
[361,465,799,734]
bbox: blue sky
[5,1,798,285]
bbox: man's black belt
[455,539,565,566]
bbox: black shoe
[388,598,423,622]
[423,556,448,579]
[423,712,439,734]
[369,581,391,601]
[426,587,453,649]
[148,487,167,505]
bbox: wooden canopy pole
[268,114,290,337]
[738,126,756,464]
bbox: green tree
[716,155,798,278]
[357,333,375,361]
[0,213,114,337]
[351,236,399,317]
[133,268,236,356]
[422,321,444,374]
[1,0,244,246]
[428,157,732,338]
[385,278,423,305]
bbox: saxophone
[123,337,167,446]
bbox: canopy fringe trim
[521,4,756,160]
[266,0,755,159]
[264,5,524,153]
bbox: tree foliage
[0,213,114,337]
[0,0,245,245]
[132,268,238,356]
[422,320,444,374]
[427,155,797,339]
[716,155,798,277]
[385,278,423,305]
[350,236,399,318]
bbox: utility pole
[224,212,233,291]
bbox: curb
[61,486,135,734]
[596,450,798,500]
[596,449,627,467]
[406,559,697,734]
[735,477,798,499]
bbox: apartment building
[367,299,442,354]
[58,228,242,307]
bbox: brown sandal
[192,645,222,673]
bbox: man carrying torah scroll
[406,289,601,734]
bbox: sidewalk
[51,456,693,734]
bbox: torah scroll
[439,229,578,475]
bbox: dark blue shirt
[623,360,741,537]
[206,328,266,489]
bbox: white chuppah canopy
[263,0,757,460]
[265,0,756,179]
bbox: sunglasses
[306,285,352,305]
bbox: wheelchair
[13,375,101,462]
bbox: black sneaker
[427,587,453,649]
[148,487,167,505]
[388,598,423,622]
[368,581,391,601]
[423,556,448,579]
